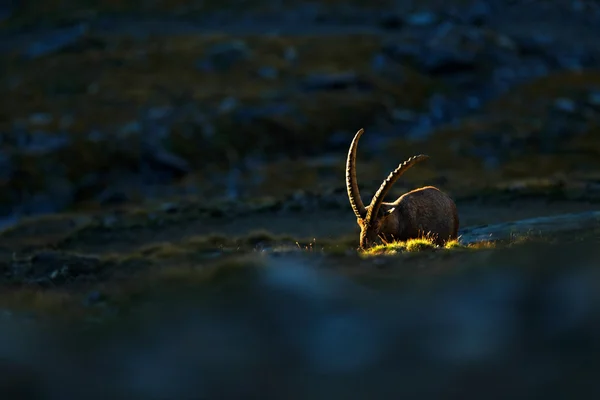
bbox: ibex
[346,128,459,249]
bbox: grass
[361,223,600,258]
[2,32,600,212]
[0,31,442,210]
[361,236,497,256]
[124,231,358,262]
[0,253,268,323]
[361,237,438,256]
[0,224,597,322]
[1,33,434,136]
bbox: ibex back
[346,128,459,249]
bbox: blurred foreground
[1,234,600,400]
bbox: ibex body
[346,128,459,249]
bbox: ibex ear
[386,208,395,215]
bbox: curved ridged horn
[346,128,367,219]
[366,154,430,224]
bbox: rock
[459,211,600,245]
[513,34,554,57]
[147,106,172,120]
[318,195,344,210]
[406,116,434,141]
[391,109,418,122]
[218,96,238,114]
[256,66,278,80]
[370,52,386,72]
[119,120,142,137]
[28,113,53,126]
[301,72,372,91]
[84,291,106,306]
[160,202,179,213]
[382,43,477,75]
[482,155,500,170]
[232,103,294,123]
[97,188,130,206]
[456,1,492,26]
[406,11,438,26]
[24,24,88,59]
[16,251,102,285]
[16,131,70,155]
[18,176,75,215]
[551,52,587,70]
[142,144,191,177]
[102,215,118,228]
[420,48,478,75]
[225,168,241,200]
[259,90,286,101]
[588,91,600,107]
[494,34,517,51]
[428,94,447,121]
[554,98,577,113]
[283,47,297,63]
[382,43,421,60]
[203,40,252,71]
[467,96,481,110]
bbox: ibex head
[346,128,430,249]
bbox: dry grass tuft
[362,236,499,256]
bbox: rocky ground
[1,0,600,398]
[2,0,600,219]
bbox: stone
[256,66,278,80]
[420,48,478,75]
[301,72,371,91]
[24,24,88,59]
[84,291,106,306]
[283,46,297,63]
[370,53,387,71]
[142,146,191,176]
[459,211,600,245]
[160,202,179,213]
[18,131,70,155]
[588,91,600,107]
[218,96,238,114]
[204,40,252,71]
[553,98,577,113]
[406,11,437,26]
[382,43,477,75]
[119,120,142,137]
[28,113,53,126]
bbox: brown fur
[357,187,459,248]
[345,128,459,249]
